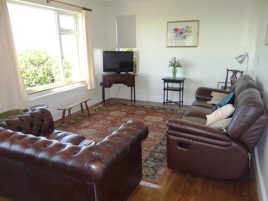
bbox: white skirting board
[254,148,267,201]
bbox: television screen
[103,51,134,73]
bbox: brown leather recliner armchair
[0,108,148,201]
[166,74,268,179]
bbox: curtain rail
[47,0,92,11]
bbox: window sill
[28,81,86,99]
[27,81,85,95]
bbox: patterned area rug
[57,102,184,186]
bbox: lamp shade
[235,52,248,64]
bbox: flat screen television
[103,51,134,73]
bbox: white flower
[169,57,182,68]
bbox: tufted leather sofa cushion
[47,130,95,146]
[0,109,54,136]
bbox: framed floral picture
[167,20,199,47]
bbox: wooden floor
[110,99,258,201]
[0,167,258,201]
[128,166,258,201]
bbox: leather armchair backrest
[227,87,268,152]
[233,74,259,95]
[0,109,54,136]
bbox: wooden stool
[57,98,91,124]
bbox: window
[115,15,136,49]
[116,15,137,72]
[118,48,137,72]
[8,2,82,92]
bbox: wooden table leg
[84,101,90,117]
[80,103,84,113]
[102,86,105,104]
[61,110,66,123]
[166,83,169,104]
[131,87,133,102]
[163,82,165,106]
[68,108,72,123]
[134,85,136,103]
[182,83,184,106]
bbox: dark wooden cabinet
[101,74,136,103]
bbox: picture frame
[167,20,199,47]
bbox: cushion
[206,104,235,126]
[183,106,211,119]
[209,118,232,132]
[213,92,235,111]
[192,100,214,109]
[207,91,229,105]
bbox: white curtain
[0,0,29,113]
[81,10,96,89]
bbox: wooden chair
[223,69,243,91]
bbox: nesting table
[162,77,185,106]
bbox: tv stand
[101,74,136,103]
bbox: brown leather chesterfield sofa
[166,74,268,179]
[0,108,148,201]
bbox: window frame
[8,1,84,94]
[56,11,81,83]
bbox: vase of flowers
[169,57,182,79]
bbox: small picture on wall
[167,20,199,47]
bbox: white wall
[17,0,261,117]
[18,0,108,120]
[253,0,268,200]
[103,0,260,105]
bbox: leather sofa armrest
[195,87,229,101]
[166,118,232,146]
[85,120,148,181]
[0,108,54,136]
[117,119,148,141]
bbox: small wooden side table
[162,77,186,106]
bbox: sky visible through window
[8,3,60,57]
